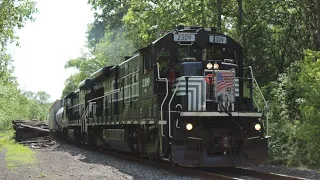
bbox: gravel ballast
[0,143,206,180]
[1,142,320,179]
[247,163,320,180]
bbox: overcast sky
[10,0,94,101]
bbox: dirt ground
[1,142,319,180]
[0,143,201,180]
[0,143,133,180]
[0,149,10,180]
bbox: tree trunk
[237,0,243,34]
[217,0,222,32]
[315,0,320,50]
[279,16,294,74]
[201,0,206,26]
[237,0,243,46]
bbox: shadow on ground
[49,142,190,180]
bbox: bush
[267,50,320,167]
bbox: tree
[61,73,87,97]
[268,50,320,166]
[0,0,39,129]
[87,0,131,49]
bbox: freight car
[48,25,269,167]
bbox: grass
[0,130,36,169]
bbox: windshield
[180,62,202,76]
[177,45,233,61]
[156,45,236,77]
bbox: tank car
[48,99,63,138]
[49,26,269,167]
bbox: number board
[209,35,227,44]
[173,34,195,42]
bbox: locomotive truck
[48,25,269,167]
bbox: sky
[10,0,94,101]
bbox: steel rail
[201,167,310,180]
[233,168,310,180]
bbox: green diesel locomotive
[48,25,269,167]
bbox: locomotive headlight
[186,123,193,131]
[254,123,261,131]
[206,62,213,69]
[213,63,219,69]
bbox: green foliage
[61,72,88,97]
[0,75,26,129]
[94,29,136,65]
[0,81,52,130]
[83,0,320,85]
[87,0,130,49]
[0,0,49,130]
[0,0,38,50]
[22,91,52,121]
[62,29,135,96]
[268,50,320,166]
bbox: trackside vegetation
[0,131,36,169]
[268,50,320,166]
[0,0,51,131]
[0,0,48,171]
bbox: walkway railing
[248,66,269,136]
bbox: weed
[38,172,46,178]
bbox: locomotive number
[142,77,150,88]
[173,34,195,42]
[209,35,227,44]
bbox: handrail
[168,78,183,138]
[252,97,260,112]
[68,104,80,109]
[248,66,269,136]
[121,70,139,79]
[157,63,168,138]
[167,75,202,138]
[81,106,89,132]
[88,95,104,102]
[84,106,89,132]
[87,89,119,102]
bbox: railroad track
[200,167,310,180]
[62,141,310,180]
[232,168,309,180]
